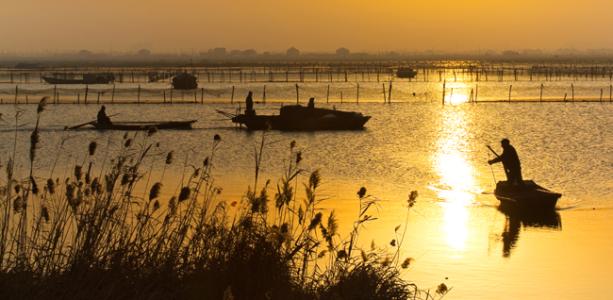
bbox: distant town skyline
[3,0,613,53]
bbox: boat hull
[92,120,196,131]
[231,106,371,131]
[42,76,114,85]
[495,180,561,211]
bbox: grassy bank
[0,98,447,299]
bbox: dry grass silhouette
[0,98,447,300]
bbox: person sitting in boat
[245,91,256,116]
[308,97,315,109]
[488,138,523,186]
[97,105,112,126]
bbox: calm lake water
[0,97,611,298]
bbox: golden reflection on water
[433,106,480,252]
[444,82,471,105]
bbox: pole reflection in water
[432,107,481,252]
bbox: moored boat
[396,67,418,79]
[172,73,198,90]
[495,180,561,211]
[43,73,115,84]
[87,120,197,131]
[229,105,370,131]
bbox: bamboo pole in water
[571,83,575,101]
[111,84,116,103]
[263,85,267,104]
[441,81,446,106]
[540,84,544,102]
[382,83,387,103]
[84,85,89,104]
[388,81,392,103]
[508,85,512,102]
[295,84,299,104]
[600,88,603,102]
[356,83,359,103]
[326,84,330,103]
[231,86,235,104]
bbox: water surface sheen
[0,102,611,299]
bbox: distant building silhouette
[336,47,350,57]
[286,47,300,57]
[208,47,227,56]
[136,49,151,56]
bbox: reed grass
[0,98,448,300]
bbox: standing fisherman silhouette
[488,138,523,186]
[245,91,255,116]
[97,105,112,127]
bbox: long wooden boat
[43,73,115,85]
[87,120,197,131]
[229,105,370,131]
[495,180,561,211]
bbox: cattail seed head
[13,196,24,213]
[30,176,39,195]
[74,165,82,181]
[165,151,174,165]
[37,97,48,114]
[357,187,367,198]
[88,141,97,156]
[149,182,162,201]
[178,187,191,202]
[46,178,55,194]
[30,128,39,162]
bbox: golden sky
[2,0,612,53]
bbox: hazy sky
[2,0,613,53]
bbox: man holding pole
[488,139,523,186]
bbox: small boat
[495,180,561,211]
[172,73,198,90]
[43,73,115,84]
[87,120,197,131]
[228,105,371,131]
[396,68,418,79]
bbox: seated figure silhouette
[308,97,315,109]
[488,138,523,185]
[97,105,112,126]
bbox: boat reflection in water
[498,202,562,257]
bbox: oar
[486,145,499,186]
[68,113,120,130]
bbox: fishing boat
[42,73,115,84]
[494,180,561,211]
[172,73,198,90]
[396,67,418,79]
[224,105,370,131]
[85,120,197,131]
